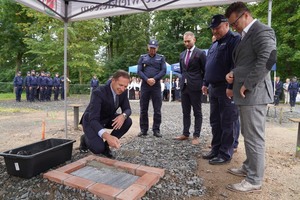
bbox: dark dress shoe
[138,131,148,137]
[102,148,115,159]
[79,135,89,153]
[209,157,230,165]
[202,151,218,160]
[101,142,115,159]
[153,131,162,138]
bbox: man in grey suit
[225,2,276,193]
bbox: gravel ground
[0,96,299,200]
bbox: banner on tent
[16,0,257,22]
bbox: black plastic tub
[0,138,75,179]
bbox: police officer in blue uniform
[90,75,99,91]
[35,72,40,101]
[201,14,240,165]
[137,39,166,137]
[24,71,31,101]
[38,71,47,101]
[53,73,61,101]
[13,71,23,102]
[29,70,38,102]
[288,76,299,111]
[46,72,53,101]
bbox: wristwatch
[122,113,127,119]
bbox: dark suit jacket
[80,82,131,140]
[179,47,206,91]
[275,81,283,94]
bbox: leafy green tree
[101,13,151,79]
[0,0,33,81]
[21,8,106,84]
[251,0,300,79]
[152,6,225,64]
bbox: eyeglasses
[230,12,245,27]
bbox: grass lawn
[0,93,20,100]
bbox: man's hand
[226,89,233,99]
[240,85,247,98]
[226,72,234,84]
[112,114,125,130]
[102,133,121,149]
[202,86,208,95]
[147,78,156,86]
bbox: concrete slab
[43,155,165,200]
[71,165,139,189]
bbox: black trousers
[139,84,162,132]
[15,86,23,101]
[181,86,203,137]
[209,85,239,160]
[83,115,132,154]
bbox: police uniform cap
[209,14,228,28]
[17,71,21,74]
[27,71,30,74]
[148,39,158,48]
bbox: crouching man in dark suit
[79,70,132,159]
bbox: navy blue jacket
[29,76,38,86]
[204,30,240,89]
[13,76,23,86]
[53,77,61,87]
[137,53,166,87]
[47,77,53,87]
[80,82,131,140]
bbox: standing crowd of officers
[13,70,67,102]
[273,76,300,111]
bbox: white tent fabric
[14,0,261,138]
[15,0,256,22]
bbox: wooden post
[69,104,82,130]
[288,118,300,158]
[297,122,300,158]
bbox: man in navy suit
[79,70,132,158]
[174,31,206,145]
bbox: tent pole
[268,0,275,96]
[64,22,68,138]
[169,71,172,102]
[268,0,272,27]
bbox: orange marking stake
[41,120,45,140]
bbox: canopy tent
[14,0,266,138]
[128,63,179,75]
[15,0,257,22]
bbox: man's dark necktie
[115,95,119,109]
[185,50,191,68]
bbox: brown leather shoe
[191,137,200,145]
[174,135,189,140]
